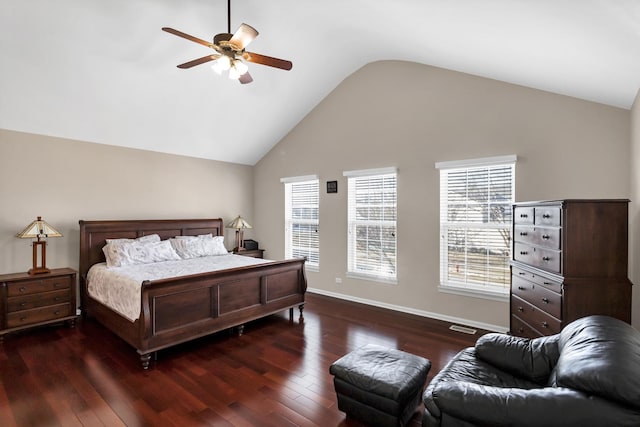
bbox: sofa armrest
[430,382,640,427]
[475,333,559,383]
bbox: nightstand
[0,268,78,340]
[234,249,264,258]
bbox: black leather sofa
[422,315,640,427]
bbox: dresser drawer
[512,274,562,319]
[512,265,562,293]
[510,314,542,339]
[511,296,561,335]
[535,206,561,226]
[514,225,561,250]
[6,303,71,328]
[7,289,71,313]
[514,243,561,274]
[514,206,534,224]
[7,276,71,297]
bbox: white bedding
[87,254,270,322]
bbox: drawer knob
[520,214,528,218]
[542,297,549,304]
[518,328,524,333]
[542,256,551,262]
[542,214,551,219]
[20,302,26,307]
[518,272,526,276]
[520,251,528,255]
[542,234,550,240]
[517,286,526,290]
[19,286,26,293]
[519,232,528,236]
[54,310,60,315]
[542,321,549,329]
[20,316,27,321]
[517,306,524,312]
[544,281,552,286]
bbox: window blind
[345,169,397,282]
[284,178,319,269]
[438,157,515,293]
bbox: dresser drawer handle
[542,256,551,262]
[519,232,528,236]
[517,306,524,312]
[542,298,549,304]
[542,321,549,329]
[19,286,26,293]
[54,310,60,315]
[20,316,27,321]
[543,281,552,286]
[20,302,26,307]
[542,234,551,240]
[517,286,526,291]
[55,297,61,301]
[542,214,551,219]
[520,251,529,255]
[518,272,526,275]
[520,214,528,218]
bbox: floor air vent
[449,325,477,335]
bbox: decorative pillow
[106,234,161,244]
[173,233,213,240]
[170,235,228,259]
[103,239,180,268]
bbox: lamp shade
[16,216,63,240]
[226,215,252,230]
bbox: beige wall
[0,130,254,275]
[254,60,631,331]
[631,89,640,328]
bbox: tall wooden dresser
[510,199,632,338]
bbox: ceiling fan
[162,0,292,84]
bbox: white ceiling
[1,0,639,165]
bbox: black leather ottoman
[330,344,431,427]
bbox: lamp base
[28,267,51,275]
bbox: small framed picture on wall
[327,180,338,193]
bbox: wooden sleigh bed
[78,218,306,369]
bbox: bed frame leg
[236,325,244,336]
[140,353,151,369]
[298,304,304,322]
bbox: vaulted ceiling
[1,0,639,165]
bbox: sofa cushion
[475,333,560,384]
[553,315,640,410]
[423,347,540,418]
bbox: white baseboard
[307,287,509,333]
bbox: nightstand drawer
[7,276,71,297]
[7,289,71,312]
[6,303,72,328]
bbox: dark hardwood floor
[0,293,488,427]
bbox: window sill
[346,272,397,285]
[438,283,509,302]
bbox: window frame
[281,175,320,271]
[343,167,398,284]
[435,155,516,301]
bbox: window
[436,155,516,299]
[344,167,397,283]
[282,175,319,270]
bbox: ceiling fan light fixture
[234,60,249,76]
[215,55,232,72]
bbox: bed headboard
[78,218,224,299]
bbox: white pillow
[103,239,180,268]
[170,235,228,259]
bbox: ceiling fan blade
[243,52,292,71]
[229,23,259,50]
[162,27,214,49]
[177,54,220,69]
[239,72,253,85]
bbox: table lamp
[226,215,252,252]
[16,216,63,275]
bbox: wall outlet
[335,277,342,284]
